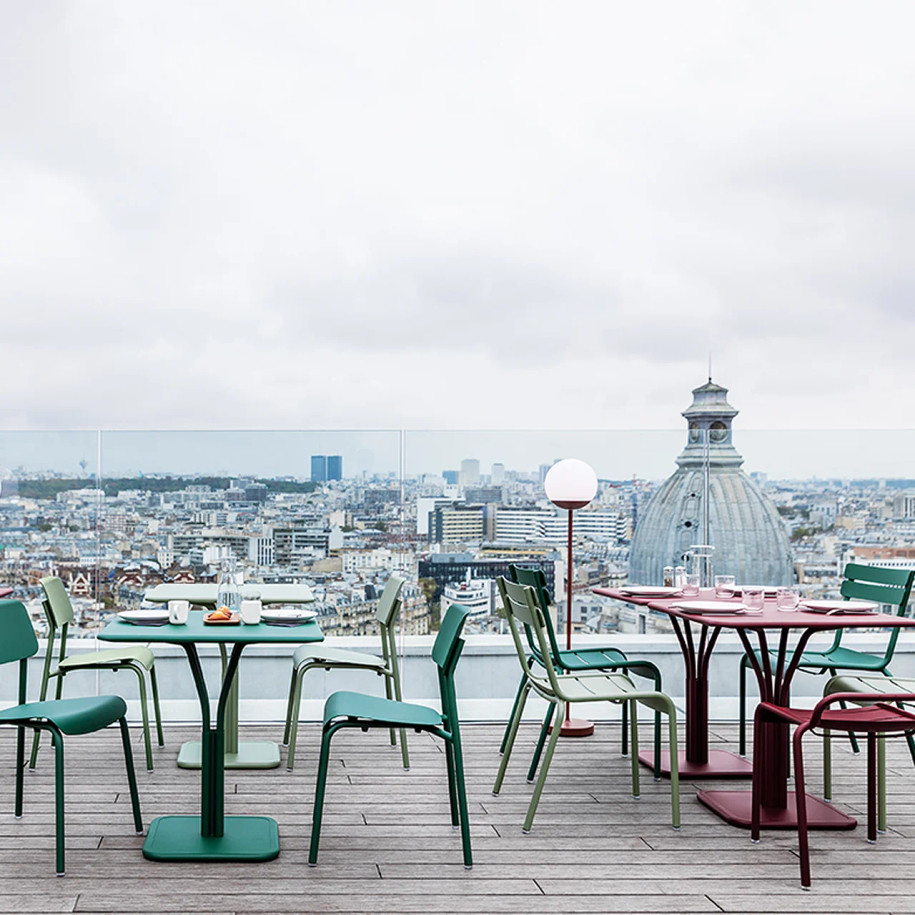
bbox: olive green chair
[738,563,915,758]
[502,564,664,776]
[493,577,680,832]
[283,574,408,770]
[309,602,472,868]
[0,598,142,875]
[30,576,164,772]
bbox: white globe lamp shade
[544,459,598,510]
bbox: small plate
[118,609,170,625]
[204,612,241,625]
[620,587,682,598]
[260,608,318,623]
[671,601,746,615]
[800,600,878,615]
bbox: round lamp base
[555,718,595,738]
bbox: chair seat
[757,700,915,733]
[324,690,443,729]
[293,644,386,670]
[751,645,889,672]
[554,647,627,671]
[828,674,915,695]
[0,695,127,735]
[58,646,155,671]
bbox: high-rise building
[311,455,327,482]
[327,455,343,481]
[491,463,505,485]
[443,470,459,485]
[460,459,480,489]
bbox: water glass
[240,599,263,625]
[714,574,736,599]
[742,587,765,612]
[682,573,701,596]
[168,600,190,624]
[776,586,800,611]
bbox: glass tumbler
[714,575,736,599]
[742,587,765,611]
[776,586,800,611]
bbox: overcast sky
[2,1,915,438]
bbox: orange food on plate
[206,606,233,621]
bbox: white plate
[671,601,746,615]
[620,586,682,597]
[118,609,170,623]
[260,608,318,622]
[800,600,878,614]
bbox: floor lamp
[544,458,598,738]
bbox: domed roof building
[628,380,794,587]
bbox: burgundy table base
[697,788,857,830]
[638,748,752,779]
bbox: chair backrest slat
[841,563,915,613]
[432,603,471,675]
[498,577,561,696]
[509,564,563,662]
[375,575,405,627]
[0,600,39,665]
[40,577,76,627]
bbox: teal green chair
[493,577,680,832]
[30,576,164,771]
[283,574,407,771]
[0,599,142,875]
[738,563,915,758]
[309,603,472,868]
[503,564,664,776]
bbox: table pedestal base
[697,789,858,830]
[177,740,281,770]
[639,748,753,779]
[143,815,280,861]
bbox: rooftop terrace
[3,720,914,914]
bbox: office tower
[460,459,480,489]
[311,455,327,482]
[443,470,459,485]
[327,455,343,481]
[491,463,505,485]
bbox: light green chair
[309,602,472,868]
[493,577,680,832]
[0,598,142,875]
[283,574,408,770]
[30,576,164,772]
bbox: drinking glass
[742,587,765,612]
[683,573,700,596]
[714,574,736,599]
[776,586,800,611]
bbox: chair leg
[878,734,887,833]
[383,668,397,747]
[51,729,65,876]
[448,730,473,869]
[738,655,748,757]
[750,711,763,843]
[823,728,832,801]
[500,671,529,755]
[629,700,640,799]
[118,718,143,834]
[522,702,563,833]
[282,664,299,746]
[493,682,529,795]
[128,665,154,771]
[149,666,165,747]
[308,723,340,865]
[389,669,410,770]
[286,667,307,771]
[621,695,628,757]
[793,728,812,889]
[666,703,680,829]
[443,736,459,826]
[15,726,24,818]
[867,732,878,843]
[526,702,553,783]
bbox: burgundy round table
[597,587,915,829]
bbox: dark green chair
[309,603,472,868]
[502,564,664,776]
[738,563,915,758]
[283,574,407,771]
[0,599,142,875]
[30,576,164,771]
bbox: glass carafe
[686,544,715,589]
[215,556,241,614]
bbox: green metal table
[143,583,314,770]
[99,613,322,861]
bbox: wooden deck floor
[2,720,914,914]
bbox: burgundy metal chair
[752,691,915,888]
